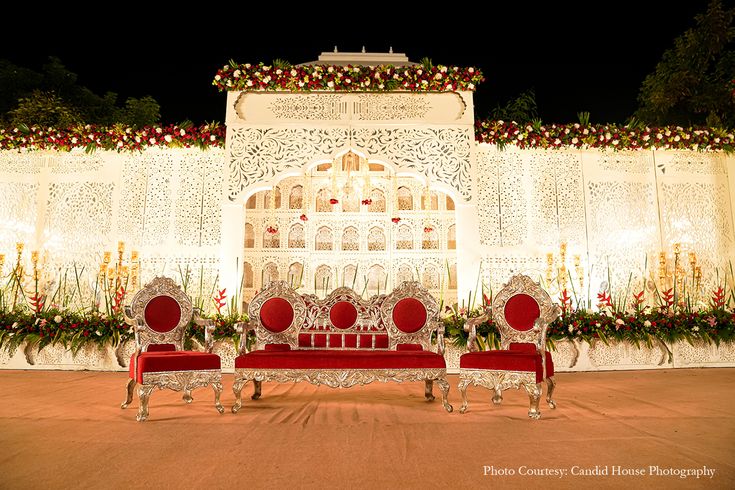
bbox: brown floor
[0,369,733,489]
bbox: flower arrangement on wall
[0,123,225,153]
[475,120,735,152]
[212,62,484,92]
[2,120,733,153]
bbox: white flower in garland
[54,315,62,323]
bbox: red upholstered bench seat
[130,351,221,383]
[232,282,454,413]
[459,350,554,383]
[235,349,446,370]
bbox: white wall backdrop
[1,144,733,311]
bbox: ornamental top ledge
[298,50,417,67]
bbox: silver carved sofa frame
[232,281,453,413]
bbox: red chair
[458,274,560,419]
[120,277,224,421]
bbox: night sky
[0,2,721,125]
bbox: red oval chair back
[144,296,182,333]
[503,294,540,332]
[392,298,427,333]
[260,297,295,333]
[329,301,359,329]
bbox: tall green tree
[0,57,160,128]
[635,0,735,128]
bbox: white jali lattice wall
[1,94,734,311]
[0,149,225,305]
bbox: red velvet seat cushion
[129,351,221,383]
[504,294,540,331]
[459,350,554,383]
[235,349,445,370]
[260,297,294,333]
[330,301,358,329]
[392,298,427,333]
[144,296,181,332]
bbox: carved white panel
[351,127,473,201]
[660,182,733,286]
[664,152,726,175]
[598,152,651,174]
[175,152,223,246]
[586,180,659,295]
[481,255,546,296]
[353,94,430,120]
[228,127,349,200]
[50,153,104,174]
[119,153,174,247]
[45,182,114,265]
[496,151,526,247]
[0,182,38,248]
[475,148,501,246]
[234,92,467,123]
[267,94,343,120]
[0,152,44,174]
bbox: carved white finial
[334,45,338,53]
[362,46,366,53]
[389,46,393,54]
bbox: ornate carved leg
[524,382,542,420]
[435,377,453,413]
[232,378,248,414]
[492,387,503,405]
[183,389,193,404]
[251,380,262,400]
[121,378,136,409]
[458,376,471,414]
[424,379,435,401]
[546,376,557,409]
[136,385,155,422]
[212,381,225,414]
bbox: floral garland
[0,123,225,153]
[0,308,244,357]
[475,120,735,152]
[212,62,484,92]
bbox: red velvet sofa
[231,281,453,413]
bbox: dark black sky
[0,2,721,124]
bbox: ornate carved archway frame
[220,90,482,307]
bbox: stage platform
[0,369,733,489]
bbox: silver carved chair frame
[120,276,224,421]
[379,281,452,412]
[232,280,452,413]
[458,274,561,419]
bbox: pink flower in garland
[299,214,308,222]
[266,226,278,234]
[361,198,373,205]
[391,217,401,224]
[423,226,434,233]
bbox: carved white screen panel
[0,182,38,250]
[582,151,660,297]
[227,127,349,201]
[655,151,735,292]
[45,182,114,265]
[351,127,473,201]
[233,92,469,124]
